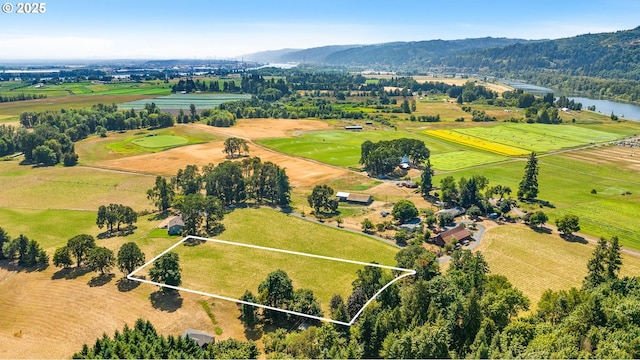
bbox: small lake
[118,93,251,111]
[501,80,640,121]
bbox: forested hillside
[448,26,640,80]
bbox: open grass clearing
[475,225,640,310]
[258,129,458,168]
[0,161,154,211]
[77,124,221,162]
[131,135,189,148]
[134,236,404,317]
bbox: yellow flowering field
[425,129,530,156]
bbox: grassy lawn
[436,153,640,249]
[132,135,189,148]
[258,130,458,168]
[137,207,399,314]
[477,225,640,310]
[77,124,220,162]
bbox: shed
[181,328,215,348]
[399,156,410,169]
[167,215,185,236]
[336,191,350,201]
[344,125,363,131]
[346,193,373,205]
[432,224,472,247]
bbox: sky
[1,0,639,60]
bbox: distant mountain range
[244,26,640,80]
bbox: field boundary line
[128,235,415,326]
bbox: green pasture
[436,154,640,249]
[139,207,399,314]
[453,123,621,153]
[0,81,171,98]
[0,208,97,250]
[171,240,380,314]
[131,135,188,148]
[430,150,509,171]
[220,208,398,264]
[258,130,458,168]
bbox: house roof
[346,193,373,204]
[437,224,471,244]
[167,215,185,228]
[336,191,350,198]
[181,328,214,347]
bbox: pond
[118,93,251,111]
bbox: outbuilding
[181,328,215,348]
[344,125,363,131]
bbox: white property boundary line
[128,235,416,326]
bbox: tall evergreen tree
[518,152,539,200]
[420,159,434,197]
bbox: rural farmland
[3,15,640,358]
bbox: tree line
[250,235,637,359]
[73,318,260,359]
[0,93,47,103]
[0,103,175,161]
[0,227,48,269]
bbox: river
[501,80,640,121]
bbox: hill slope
[446,26,640,79]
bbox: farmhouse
[344,125,363,131]
[335,192,373,205]
[167,214,185,236]
[432,224,472,247]
[181,328,215,348]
